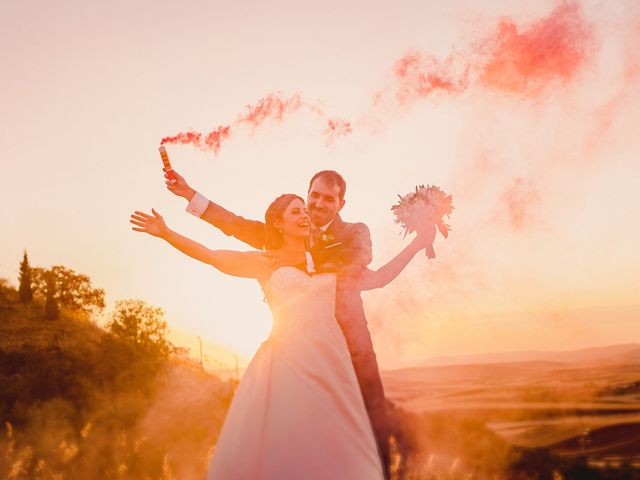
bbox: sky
[1,0,639,370]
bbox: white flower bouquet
[391,185,453,258]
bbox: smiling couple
[129,167,435,480]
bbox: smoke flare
[161,2,594,155]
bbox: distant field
[382,345,640,464]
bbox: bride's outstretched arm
[130,209,271,279]
[359,225,435,291]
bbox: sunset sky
[2,0,639,369]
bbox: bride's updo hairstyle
[264,193,305,250]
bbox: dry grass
[1,421,185,480]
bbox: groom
[164,168,392,477]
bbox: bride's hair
[264,193,305,250]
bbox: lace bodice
[260,267,341,344]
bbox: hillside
[420,343,640,367]
[0,284,233,480]
[382,345,640,475]
[2,281,638,479]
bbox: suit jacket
[310,215,372,274]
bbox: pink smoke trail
[161,2,595,155]
[377,1,593,108]
[498,177,542,231]
[161,92,348,154]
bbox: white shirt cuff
[185,191,209,218]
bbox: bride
[130,193,432,480]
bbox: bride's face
[277,198,310,240]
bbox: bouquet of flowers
[391,185,453,259]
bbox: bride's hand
[412,221,436,251]
[130,209,169,238]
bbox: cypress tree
[18,250,33,304]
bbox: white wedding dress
[206,267,384,480]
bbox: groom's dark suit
[203,201,390,475]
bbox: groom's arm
[164,169,267,250]
[186,192,267,251]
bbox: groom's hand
[163,168,196,201]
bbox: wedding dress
[206,267,384,480]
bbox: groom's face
[307,178,345,227]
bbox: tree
[44,270,59,320]
[107,299,173,359]
[0,278,13,312]
[32,265,105,318]
[18,250,33,304]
